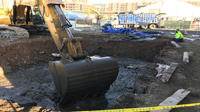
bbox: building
[64,0,154,13]
[106,0,200,13]
[64,0,99,12]
[106,2,154,13]
[148,0,200,7]
[184,0,200,7]
[64,0,200,13]
[64,0,88,4]
[74,0,88,4]
[93,4,108,12]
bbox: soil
[112,39,200,112]
[1,30,199,111]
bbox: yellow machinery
[0,1,45,39]
[87,6,101,20]
[1,0,119,106]
[87,6,109,23]
[0,6,29,39]
[0,7,12,24]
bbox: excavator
[87,6,101,20]
[0,6,30,39]
[87,6,109,25]
[1,0,119,106]
[87,6,108,24]
[0,1,46,39]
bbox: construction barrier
[159,17,200,31]
[165,21,191,29]
[76,19,93,25]
[74,103,200,112]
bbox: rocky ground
[112,34,200,112]
[0,29,200,111]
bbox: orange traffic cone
[184,30,188,35]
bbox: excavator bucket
[49,56,119,106]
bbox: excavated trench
[0,32,169,111]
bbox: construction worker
[174,29,184,42]
[35,11,39,15]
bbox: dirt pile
[0,99,52,112]
[83,39,168,61]
[0,36,58,73]
[74,31,170,61]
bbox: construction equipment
[0,1,45,39]
[87,6,108,24]
[101,12,159,29]
[0,7,29,39]
[10,0,119,106]
[87,7,109,21]
[87,6,101,20]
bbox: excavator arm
[16,0,119,106]
[16,0,85,60]
[87,6,100,20]
[37,0,86,61]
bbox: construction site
[1,0,200,112]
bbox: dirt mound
[73,31,170,61]
[0,37,58,73]
[0,32,169,73]
[0,99,52,112]
[83,39,169,61]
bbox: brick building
[184,1,200,7]
[64,0,200,13]
[64,0,98,12]
[107,2,152,12]
[106,3,138,12]
[64,0,154,13]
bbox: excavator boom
[87,6,100,19]
[15,0,119,106]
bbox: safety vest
[36,12,39,15]
[175,31,184,39]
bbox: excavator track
[0,25,29,39]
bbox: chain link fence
[159,17,200,31]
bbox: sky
[88,0,200,4]
[88,0,157,4]
[88,0,140,4]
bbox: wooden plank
[127,65,145,69]
[151,89,190,112]
[171,41,181,48]
[160,62,178,83]
[184,37,195,41]
[0,67,5,78]
[183,52,189,63]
